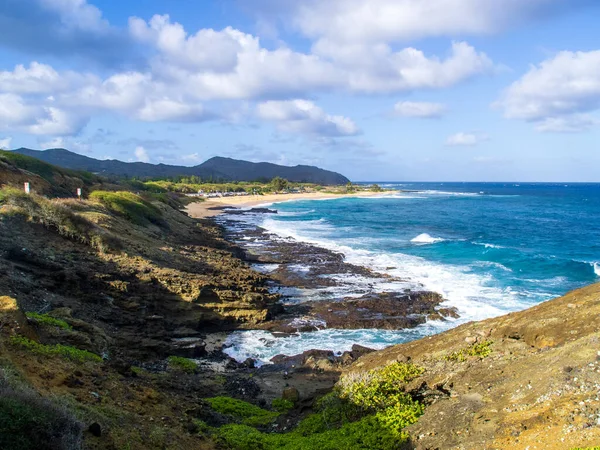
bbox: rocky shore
[218,208,457,337]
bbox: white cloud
[446,132,489,146]
[497,50,600,132]
[393,101,447,118]
[0,137,12,150]
[180,153,202,163]
[534,115,600,133]
[39,0,109,32]
[134,146,150,162]
[256,0,573,43]
[0,4,497,140]
[257,100,360,137]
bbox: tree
[270,176,289,192]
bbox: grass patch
[89,190,164,226]
[0,187,121,253]
[205,397,279,427]
[167,356,197,373]
[25,312,72,331]
[445,340,493,362]
[10,335,102,363]
[272,398,294,413]
[211,362,425,449]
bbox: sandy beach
[186,191,393,218]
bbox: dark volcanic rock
[259,291,457,333]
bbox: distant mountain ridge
[12,148,350,185]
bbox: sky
[1,0,600,181]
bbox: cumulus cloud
[0,1,497,141]
[257,100,360,137]
[0,0,139,67]
[393,101,447,118]
[497,50,600,132]
[251,0,595,43]
[445,132,489,146]
[0,137,11,149]
[134,146,150,162]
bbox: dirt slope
[347,282,600,449]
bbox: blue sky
[1,0,599,181]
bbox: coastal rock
[282,387,300,403]
[260,291,456,333]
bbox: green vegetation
[0,384,83,450]
[25,312,72,331]
[0,149,99,186]
[89,191,164,226]
[269,176,289,192]
[167,356,197,373]
[445,340,493,362]
[369,184,383,192]
[271,398,294,412]
[0,187,121,253]
[9,335,102,363]
[205,396,279,427]
[208,363,425,450]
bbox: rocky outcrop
[344,282,600,449]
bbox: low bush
[205,397,279,427]
[25,312,72,330]
[212,363,425,450]
[10,335,102,363]
[167,356,197,373]
[271,398,294,413]
[0,383,83,450]
[89,190,164,226]
[445,341,493,362]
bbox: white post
[76,188,82,199]
[24,182,30,194]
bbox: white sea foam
[474,261,513,272]
[410,233,445,244]
[223,325,443,365]
[416,190,480,197]
[258,216,530,318]
[593,262,600,277]
[474,242,506,249]
[221,206,543,362]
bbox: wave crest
[411,233,445,244]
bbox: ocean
[222,183,600,364]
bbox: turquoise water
[224,183,600,363]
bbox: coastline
[186,190,394,218]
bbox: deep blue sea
[224,183,600,364]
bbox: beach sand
[186,191,392,218]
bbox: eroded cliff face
[0,198,281,361]
[345,282,600,449]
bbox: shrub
[89,191,164,226]
[26,312,72,330]
[205,397,279,427]
[0,383,83,450]
[271,398,294,413]
[211,363,425,450]
[10,335,102,363]
[167,356,197,373]
[445,341,493,362]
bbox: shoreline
[186,190,394,218]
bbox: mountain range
[11,148,350,185]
